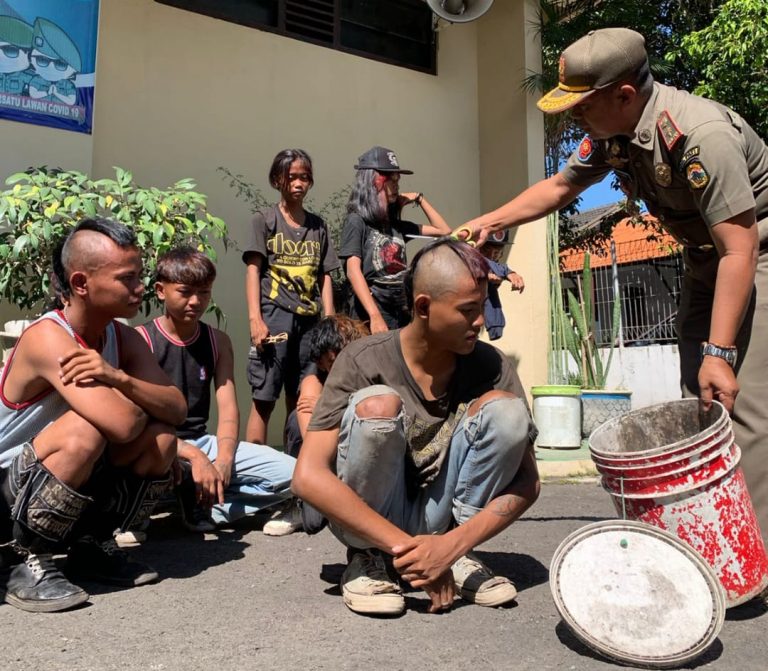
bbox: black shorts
[247,302,317,402]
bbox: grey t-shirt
[308,331,535,486]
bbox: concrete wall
[0,0,548,442]
[476,0,548,392]
[601,344,682,409]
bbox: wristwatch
[701,341,738,367]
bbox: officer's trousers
[678,244,768,543]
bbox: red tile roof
[560,216,680,272]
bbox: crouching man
[292,239,540,616]
[0,218,186,612]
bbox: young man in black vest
[138,247,296,532]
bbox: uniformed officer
[463,28,768,542]
[28,17,80,105]
[0,16,33,96]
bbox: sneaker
[341,549,405,615]
[4,553,89,613]
[176,477,217,533]
[114,529,148,547]
[262,500,303,537]
[451,553,517,607]
[180,505,217,533]
[67,536,159,587]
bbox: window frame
[155,0,438,75]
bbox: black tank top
[138,319,218,440]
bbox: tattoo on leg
[490,494,527,518]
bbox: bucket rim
[588,399,728,458]
[601,445,741,499]
[589,425,732,465]
[592,433,734,474]
[531,385,581,397]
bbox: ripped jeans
[333,385,532,549]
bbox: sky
[579,174,622,211]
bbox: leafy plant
[672,0,768,140]
[0,166,229,316]
[561,252,621,389]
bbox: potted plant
[0,166,229,320]
[531,212,583,449]
[562,252,631,437]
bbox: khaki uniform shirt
[562,83,768,257]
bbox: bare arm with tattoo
[392,446,540,588]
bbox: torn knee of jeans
[467,390,518,417]
[354,393,402,421]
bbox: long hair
[346,168,402,226]
[268,148,314,191]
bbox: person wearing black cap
[340,146,452,333]
[462,27,768,544]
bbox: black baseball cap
[354,146,414,174]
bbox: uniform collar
[630,82,663,150]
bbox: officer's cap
[537,28,648,114]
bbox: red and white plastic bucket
[589,399,768,608]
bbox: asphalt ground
[1,481,766,671]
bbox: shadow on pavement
[555,620,724,668]
[474,550,548,592]
[725,596,768,621]
[75,513,251,595]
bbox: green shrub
[0,166,229,315]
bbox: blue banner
[0,0,99,134]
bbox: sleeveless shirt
[137,319,218,440]
[0,310,121,459]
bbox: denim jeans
[333,385,532,548]
[189,435,295,525]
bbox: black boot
[5,553,88,613]
[3,444,90,613]
[68,467,172,586]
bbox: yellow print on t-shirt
[267,232,322,312]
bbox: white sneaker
[341,549,405,615]
[114,529,147,547]
[262,500,303,536]
[451,553,517,607]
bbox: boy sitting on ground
[137,247,296,532]
[293,239,540,616]
[265,315,370,537]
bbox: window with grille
[155,0,437,74]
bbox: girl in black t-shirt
[339,146,451,333]
[242,149,340,444]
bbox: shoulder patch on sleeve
[577,136,594,162]
[657,110,683,151]
[679,145,700,170]
[686,160,710,190]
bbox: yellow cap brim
[537,86,595,114]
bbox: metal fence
[562,243,685,347]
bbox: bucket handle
[620,476,627,520]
